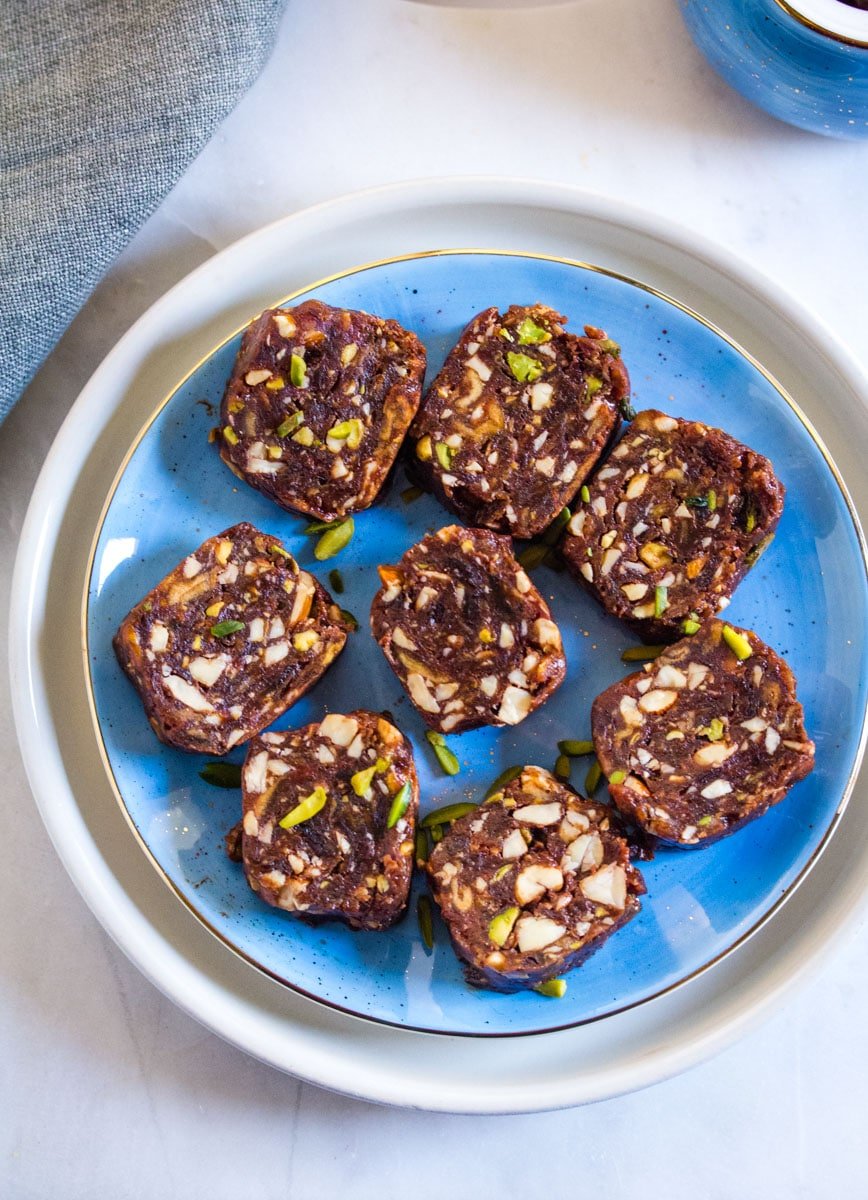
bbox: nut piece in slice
[409,304,627,538]
[113,522,349,754]
[426,765,645,991]
[240,710,418,930]
[370,524,566,734]
[219,300,426,521]
[562,409,785,641]
[591,619,815,846]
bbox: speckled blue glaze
[87,251,868,1036]
[681,0,868,138]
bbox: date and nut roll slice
[240,711,418,931]
[427,766,645,991]
[219,300,426,521]
[591,620,815,847]
[562,410,785,642]
[370,525,566,733]
[113,522,348,754]
[409,305,627,539]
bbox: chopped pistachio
[265,375,285,391]
[314,517,354,561]
[205,601,222,618]
[279,785,327,829]
[654,584,669,617]
[682,617,701,635]
[328,568,344,594]
[328,418,363,449]
[210,619,245,638]
[608,769,627,785]
[699,716,725,742]
[386,781,412,829]
[434,441,455,470]
[584,758,602,795]
[417,895,434,951]
[269,544,292,560]
[707,489,717,512]
[222,425,239,446]
[401,485,424,503]
[746,533,774,568]
[488,906,519,947]
[722,625,752,661]
[289,353,306,387]
[580,485,591,503]
[350,758,388,796]
[492,864,512,883]
[421,801,477,828]
[558,739,595,757]
[430,824,443,843]
[416,435,433,461]
[506,351,543,384]
[516,316,551,345]
[478,627,495,644]
[276,411,304,438]
[304,518,338,533]
[534,978,567,998]
[425,730,460,776]
[497,327,514,342]
[621,645,665,662]
[744,507,757,534]
[199,762,243,789]
[600,338,620,357]
[554,754,571,781]
[484,765,523,800]
[586,376,603,396]
[698,815,714,827]
[292,426,315,447]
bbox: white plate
[11,178,868,1112]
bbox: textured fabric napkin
[0,0,287,424]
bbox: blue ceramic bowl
[680,0,868,138]
[86,250,868,1036]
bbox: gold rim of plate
[774,0,868,48]
[80,247,868,1039]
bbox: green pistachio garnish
[707,489,717,512]
[314,517,354,560]
[516,317,551,345]
[488,906,519,948]
[608,769,627,785]
[434,441,455,470]
[328,568,344,594]
[699,717,725,742]
[580,485,591,503]
[492,864,512,883]
[199,762,243,789]
[421,801,477,828]
[339,608,359,631]
[222,425,239,446]
[746,533,774,568]
[558,739,595,757]
[386,781,412,829]
[269,543,293,560]
[289,353,306,387]
[417,895,434,951]
[554,754,571,780]
[682,617,701,635]
[276,411,304,438]
[534,978,567,998]
[654,585,669,617]
[279,786,327,829]
[425,730,460,776]
[210,619,245,638]
[621,645,665,662]
[586,376,603,397]
[506,351,544,384]
[744,507,757,533]
[698,815,714,827]
[584,758,602,795]
[722,625,752,660]
[484,765,523,800]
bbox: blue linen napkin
[0,0,287,424]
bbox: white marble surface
[3,0,868,1194]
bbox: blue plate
[86,251,868,1036]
